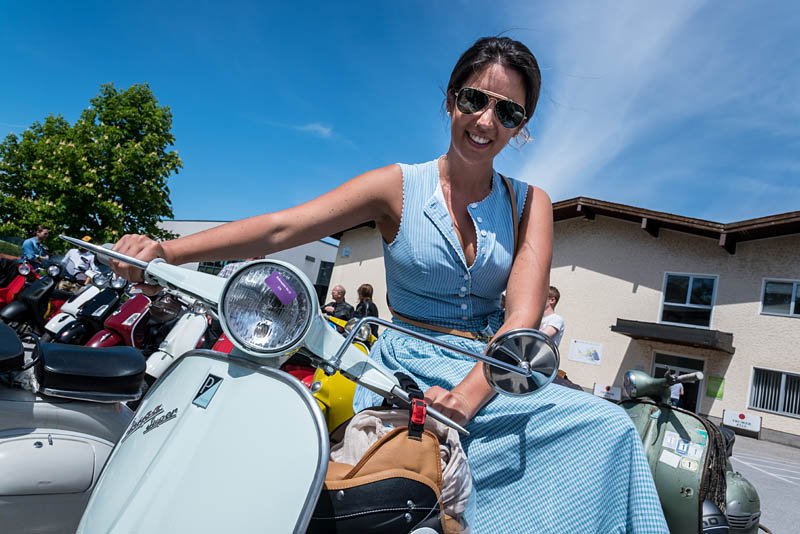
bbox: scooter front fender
[78,350,328,533]
[146,313,209,381]
[85,329,122,348]
[56,320,92,345]
[0,300,31,325]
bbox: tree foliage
[0,83,182,251]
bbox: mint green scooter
[621,370,768,534]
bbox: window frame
[658,271,719,329]
[759,278,800,318]
[748,366,800,419]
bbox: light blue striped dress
[353,159,668,533]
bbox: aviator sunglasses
[454,87,527,129]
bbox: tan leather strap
[389,306,490,342]
[499,173,519,254]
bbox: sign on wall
[722,410,762,432]
[568,339,602,366]
[705,376,725,399]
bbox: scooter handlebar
[675,371,704,384]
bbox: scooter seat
[0,323,24,372]
[35,343,146,398]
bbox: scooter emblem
[193,374,223,409]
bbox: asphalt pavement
[729,434,800,534]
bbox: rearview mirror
[483,329,559,395]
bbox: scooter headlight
[47,264,62,278]
[110,276,128,290]
[219,260,316,357]
[93,273,110,288]
[345,318,371,343]
[17,263,31,276]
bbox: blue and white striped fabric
[353,159,668,533]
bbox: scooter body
[0,275,57,334]
[86,293,151,348]
[621,371,763,533]
[77,350,328,533]
[43,284,101,340]
[145,307,210,382]
[0,323,140,533]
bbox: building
[329,199,800,446]
[158,220,338,302]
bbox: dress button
[480,230,487,237]
[469,203,478,209]
[460,286,467,292]
[463,274,469,280]
[460,303,468,310]
[461,316,468,321]
[459,293,465,298]
[477,217,483,223]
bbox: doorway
[653,353,705,413]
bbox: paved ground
[730,434,800,533]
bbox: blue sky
[2,1,798,223]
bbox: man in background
[20,225,49,268]
[323,284,354,321]
[540,286,565,348]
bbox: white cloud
[508,0,800,218]
[294,122,333,138]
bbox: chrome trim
[40,386,143,403]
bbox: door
[653,353,704,412]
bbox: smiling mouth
[467,132,491,146]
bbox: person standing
[354,283,380,336]
[540,286,565,348]
[20,225,49,268]
[62,236,99,284]
[670,380,684,407]
[323,284,354,321]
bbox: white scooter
[144,289,214,385]
[0,323,145,533]
[63,236,559,533]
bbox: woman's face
[448,63,527,167]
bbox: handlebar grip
[676,371,704,383]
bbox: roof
[554,197,800,254]
[611,318,735,354]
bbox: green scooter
[620,369,769,533]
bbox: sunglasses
[454,87,527,129]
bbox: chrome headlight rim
[218,260,317,358]
[345,318,371,343]
[93,273,111,288]
[17,263,31,276]
[47,264,62,278]
[110,276,128,290]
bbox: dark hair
[358,283,373,301]
[34,225,49,235]
[446,37,541,124]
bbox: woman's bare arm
[111,164,402,281]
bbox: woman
[111,36,666,532]
[353,283,379,336]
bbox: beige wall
[331,217,800,436]
[329,227,388,316]
[552,217,800,436]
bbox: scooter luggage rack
[332,316,533,378]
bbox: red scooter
[0,259,36,311]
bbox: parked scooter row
[0,260,72,335]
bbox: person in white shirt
[539,285,564,348]
[669,381,684,407]
[62,236,99,284]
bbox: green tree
[0,83,182,251]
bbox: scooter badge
[193,374,223,408]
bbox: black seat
[719,425,736,458]
[0,322,24,372]
[35,343,145,397]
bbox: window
[750,368,800,418]
[761,280,800,317]
[660,273,717,327]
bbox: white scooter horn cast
[61,235,559,533]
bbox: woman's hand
[423,385,477,427]
[111,234,168,284]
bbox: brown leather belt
[389,306,492,342]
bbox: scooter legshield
[78,350,329,534]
